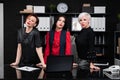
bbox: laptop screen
[46,55,73,73]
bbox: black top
[17,27,42,65]
[75,27,95,60]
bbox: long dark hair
[52,15,68,31]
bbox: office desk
[4,64,44,80]
[4,64,114,80]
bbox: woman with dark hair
[43,15,71,64]
[10,13,46,68]
[51,15,68,31]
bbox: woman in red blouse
[43,15,71,64]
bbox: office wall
[4,0,119,64]
[0,3,4,79]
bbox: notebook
[46,55,73,73]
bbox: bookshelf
[114,31,120,65]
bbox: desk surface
[4,64,114,80]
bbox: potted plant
[116,13,120,31]
[49,4,56,13]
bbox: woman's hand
[10,62,19,66]
[73,63,78,68]
[36,63,46,69]
[90,62,100,70]
[10,65,19,69]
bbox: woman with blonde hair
[75,12,100,70]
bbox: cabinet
[114,31,120,65]
[94,32,106,55]
[20,13,106,31]
[93,31,110,66]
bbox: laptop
[45,55,73,73]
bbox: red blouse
[44,31,71,64]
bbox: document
[94,62,109,66]
[16,66,40,72]
[72,17,82,31]
[37,17,50,31]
